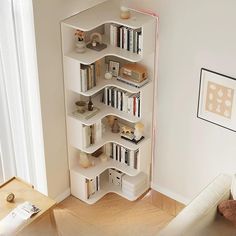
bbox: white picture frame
[197,68,236,132]
[109,60,120,77]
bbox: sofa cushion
[218,200,236,225]
[231,174,236,200]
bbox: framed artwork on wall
[197,68,236,132]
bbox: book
[80,66,88,92]
[82,125,90,148]
[117,76,149,88]
[72,107,100,120]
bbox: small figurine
[88,97,93,111]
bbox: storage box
[109,168,124,186]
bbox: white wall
[32,0,106,199]
[129,0,236,204]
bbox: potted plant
[74,29,86,53]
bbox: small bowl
[75,101,86,113]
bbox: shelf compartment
[68,100,140,126]
[65,41,142,65]
[71,157,139,180]
[67,115,149,153]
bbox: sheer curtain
[0,0,48,194]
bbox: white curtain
[0,0,48,194]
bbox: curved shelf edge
[68,102,140,126]
[75,78,150,97]
[72,130,149,153]
[71,158,139,180]
[83,183,149,205]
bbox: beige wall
[32,0,106,199]
[129,0,236,203]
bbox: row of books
[80,60,102,92]
[103,86,141,117]
[110,24,142,54]
[82,121,102,148]
[105,143,139,170]
[86,176,100,199]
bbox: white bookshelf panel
[70,171,88,202]
[64,56,81,93]
[67,116,83,150]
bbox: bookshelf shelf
[85,180,149,204]
[69,100,140,126]
[62,0,154,31]
[67,115,150,153]
[76,77,148,97]
[71,157,139,180]
[62,0,157,204]
[65,41,142,65]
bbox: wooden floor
[19,190,175,236]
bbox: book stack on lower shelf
[86,176,100,199]
[105,143,139,170]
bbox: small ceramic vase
[88,97,93,111]
[79,152,91,168]
[111,118,120,133]
[105,72,113,80]
[106,115,115,127]
[120,6,131,19]
[75,41,86,53]
[75,101,86,113]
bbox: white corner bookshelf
[61,0,157,204]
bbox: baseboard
[151,182,190,205]
[55,188,71,203]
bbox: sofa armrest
[158,174,232,236]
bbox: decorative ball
[100,153,108,162]
[6,193,15,202]
[105,72,113,80]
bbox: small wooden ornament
[6,193,15,202]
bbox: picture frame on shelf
[109,60,120,77]
[197,68,236,132]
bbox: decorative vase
[111,118,120,133]
[75,40,86,53]
[88,97,93,111]
[120,6,131,19]
[79,152,91,168]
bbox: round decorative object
[6,193,15,203]
[100,153,108,162]
[120,6,131,19]
[90,32,102,45]
[105,72,113,80]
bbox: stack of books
[105,143,139,170]
[72,107,100,120]
[82,121,102,148]
[103,87,141,117]
[86,176,100,199]
[80,60,101,92]
[110,24,142,54]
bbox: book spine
[129,150,135,168]
[124,28,128,50]
[104,87,108,105]
[122,92,128,113]
[138,32,143,55]
[112,143,117,159]
[113,25,118,47]
[81,68,87,92]
[121,147,126,164]
[129,28,134,52]
[110,24,114,45]
[105,143,112,157]
[82,125,90,148]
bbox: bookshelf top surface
[62,0,156,31]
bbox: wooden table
[0,177,58,235]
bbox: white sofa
[158,174,236,236]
